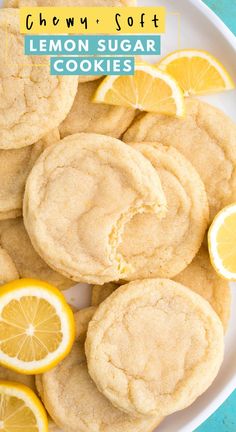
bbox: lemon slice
[93,63,185,117]
[158,49,235,96]
[208,204,236,280]
[0,279,75,374]
[0,381,48,431]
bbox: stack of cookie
[0,7,235,432]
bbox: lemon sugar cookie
[59,80,136,139]
[0,9,78,149]
[0,365,36,392]
[0,129,60,221]
[174,245,231,331]
[36,308,163,432]
[86,279,224,418]
[23,133,166,284]
[0,246,19,285]
[123,99,236,220]
[0,218,73,291]
[118,143,209,280]
[92,247,231,332]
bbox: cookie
[92,282,119,306]
[123,99,236,220]
[0,365,35,391]
[86,279,224,418]
[59,80,136,139]
[0,9,78,149]
[118,143,209,280]
[0,129,60,221]
[174,245,231,332]
[0,218,73,291]
[0,246,19,285]
[47,423,61,432]
[23,133,166,284]
[36,307,162,432]
[92,247,231,332]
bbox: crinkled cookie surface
[0,218,73,291]
[37,308,162,432]
[85,279,224,417]
[23,133,166,284]
[92,247,231,332]
[123,99,236,220]
[118,143,209,279]
[0,9,78,149]
[59,80,136,139]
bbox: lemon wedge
[93,63,185,117]
[208,204,236,280]
[0,381,48,431]
[0,279,75,374]
[158,49,235,96]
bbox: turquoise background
[195,2,235,431]
[203,0,236,35]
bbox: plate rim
[189,0,236,50]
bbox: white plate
[1,0,236,431]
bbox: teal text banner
[25,35,161,56]
[50,56,135,75]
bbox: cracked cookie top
[91,247,231,332]
[23,133,166,284]
[0,9,78,149]
[37,308,162,432]
[123,99,236,220]
[85,278,224,417]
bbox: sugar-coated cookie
[0,130,60,221]
[0,218,73,291]
[59,80,136,139]
[123,99,236,220]
[174,245,231,332]
[92,247,231,332]
[0,246,19,285]
[119,143,209,279]
[86,279,224,417]
[24,133,166,284]
[0,365,35,391]
[0,10,78,149]
[36,308,163,432]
